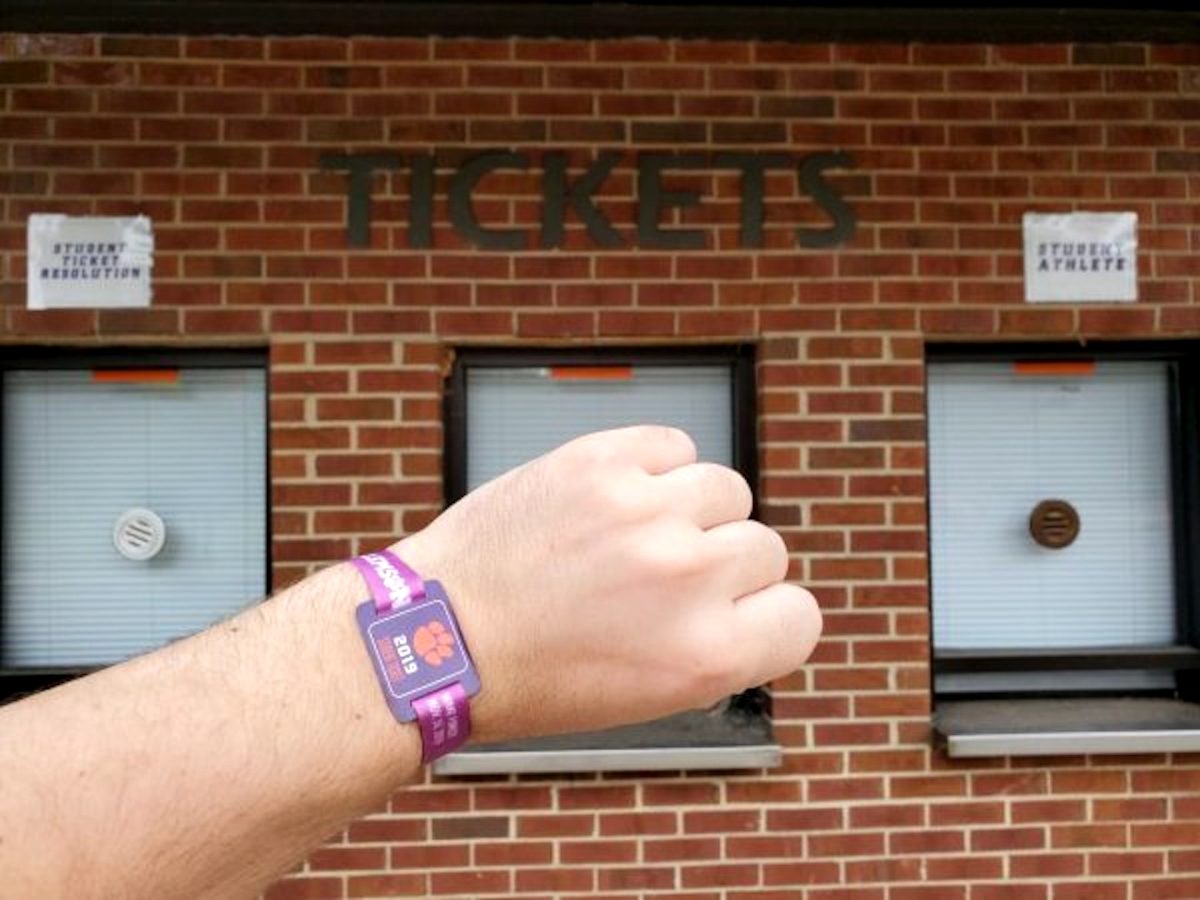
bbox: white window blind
[928,361,1175,651]
[3,368,267,667]
[466,365,733,491]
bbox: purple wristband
[414,683,472,762]
[350,550,479,762]
[351,549,425,612]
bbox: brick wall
[2,31,1199,899]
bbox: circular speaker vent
[113,508,166,561]
[1029,499,1079,550]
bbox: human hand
[395,425,821,744]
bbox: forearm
[0,561,419,900]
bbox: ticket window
[2,352,267,684]
[439,346,774,774]
[926,347,1200,757]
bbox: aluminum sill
[947,729,1200,758]
[433,744,781,775]
[938,698,1200,758]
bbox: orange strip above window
[91,369,180,384]
[549,366,634,381]
[1012,360,1096,377]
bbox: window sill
[433,744,781,776]
[936,697,1200,758]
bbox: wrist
[301,562,425,777]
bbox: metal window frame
[0,345,272,701]
[924,341,1200,703]
[441,344,776,770]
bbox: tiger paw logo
[412,620,455,666]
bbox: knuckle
[723,467,754,519]
[559,430,609,467]
[693,462,751,519]
[762,525,790,580]
[794,586,824,640]
[633,526,705,579]
[596,473,655,522]
[644,424,697,462]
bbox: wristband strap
[351,550,478,762]
[352,549,425,612]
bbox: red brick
[845,858,925,884]
[972,771,1049,797]
[560,839,636,864]
[1091,851,1166,876]
[763,862,842,886]
[685,810,761,833]
[1134,824,1200,846]
[1133,879,1200,900]
[807,776,884,800]
[1094,798,1169,821]
[643,784,720,806]
[183,310,263,334]
[1169,850,1200,872]
[642,837,719,862]
[600,811,676,834]
[1131,769,1200,792]
[594,866,675,890]
[273,538,351,562]
[1011,853,1086,878]
[848,749,927,773]
[473,840,553,867]
[346,875,426,897]
[429,869,510,895]
[681,864,758,888]
[1012,800,1087,823]
[890,774,968,799]
[926,857,1004,880]
[889,829,964,854]
[516,814,594,838]
[1052,770,1128,793]
[849,803,924,829]
[971,887,1048,900]
[307,846,385,870]
[1053,885,1126,900]
[766,807,844,831]
[809,832,886,858]
[316,398,394,421]
[1051,824,1126,849]
[263,878,343,900]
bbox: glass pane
[466,365,732,491]
[2,368,267,666]
[928,360,1175,650]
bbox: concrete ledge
[938,697,1200,758]
[433,744,781,775]
[947,729,1200,758]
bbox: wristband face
[355,579,481,725]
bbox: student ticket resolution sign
[27,214,154,309]
[1022,212,1137,303]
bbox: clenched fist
[395,425,823,744]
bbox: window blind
[927,361,1175,651]
[2,368,267,666]
[465,365,733,491]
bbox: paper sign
[27,215,153,309]
[1023,212,1137,303]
